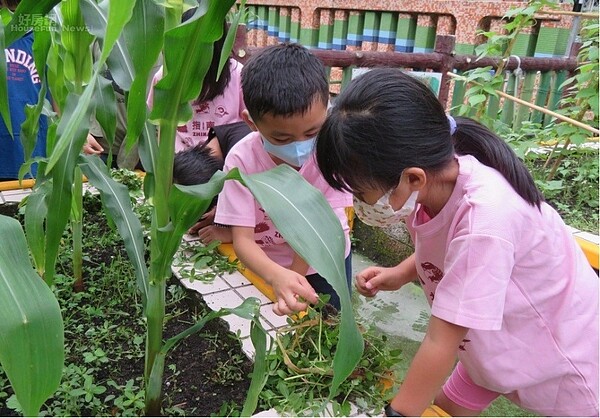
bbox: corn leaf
[4,0,62,45]
[92,74,117,152]
[123,0,164,149]
[44,92,93,283]
[61,0,94,88]
[20,22,52,166]
[0,215,64,417]
[233,165,364,401]
[149,0,235,125]
[78,154,149,305]
[24,179,52,276]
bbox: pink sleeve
[214,153,257,228]
[431,234,515,330]
[146,66,163,110]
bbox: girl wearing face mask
[315,68,598,417]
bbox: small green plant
[259,298,401,416]
[174,240,238,282]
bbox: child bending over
[213,43,353,315]
[315,68,598,417]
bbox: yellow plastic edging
[217,243,277,302]
[422,405,450,417]
[0,179,36,191]
[574,236,600,270]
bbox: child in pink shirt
[315,68,599,417]
[213,43,352,316]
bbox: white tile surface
[235,284,273,305]
[259,304,290,330]
[180,275,231,294]
[202,290,246,311]
[2,191,28,202]
[221,270,251,287]
[565,225,580,234]
[223,314,251,338]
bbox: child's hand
[355,266,404,297]
[82,134,104,155]
[188,207,216,235]
[271,268,319,316]
[197,225,232,245]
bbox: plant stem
[144,120,177,415]
[72,168,84,291]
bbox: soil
[0,200,255,416]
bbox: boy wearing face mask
[211,43,352,316]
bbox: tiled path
[174,234,288,358]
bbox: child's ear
[241,110,258,132]
[403,167,427,191]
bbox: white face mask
[261,134,316,167]
[353,190,418,227]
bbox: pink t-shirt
[147,59,245,152]
[214,132,352,275]
[406,155,598,416]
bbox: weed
[174,240,239,282]
[259,299,402,416]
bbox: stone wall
[242,0,573,57]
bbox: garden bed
[0,198,254,416]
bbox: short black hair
[1,0,20,10]
[241,43,328,121]
[173,143,223,186]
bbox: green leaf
[60,0,94,90]
[216,0,245,81]
[78,154,149,306]
[0,215,64,417]
[92,74,117,152]
[122,0,165,149]
[149,0,236,125]
[468,94,487,106]
[4,0,62,45]
[19,25,52,163]
[242,320,269,416]
[236,165,364,401]
[151,170,230,280]
[24,179,52,276]
[44,92,93,283]
[98,0,136,64]
[0,16,12,136]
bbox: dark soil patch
[0,195,254,416]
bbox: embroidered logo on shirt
[195,102,210,114]
[459,339,471,351]
[215,106,229,117]
[421,262,444,283]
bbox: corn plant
[0,0,363,415]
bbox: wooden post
[234,23,249,64]
[434,35,456,108]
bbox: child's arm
[388,316,468,416]
[289,253,309,276]
[355,254,417,297]
[232,226,319,316]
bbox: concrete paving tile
[202,290,246,312]
[180,275,231,294]
[221,270,251,287]
[235,284,272,305]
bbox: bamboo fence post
[447,72,600,135]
